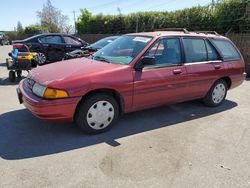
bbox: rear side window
[183,38,207,63]
[211,39,241,61]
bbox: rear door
[133,37,188,110]
[39,35,65,62]
[182,37,224,99]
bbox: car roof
[34,33,75,37]
[126,31,227,39]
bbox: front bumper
[18,79,81,122]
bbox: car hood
[29,58,126,87]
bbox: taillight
[13,43,24,49]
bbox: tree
[76,8,92,34]
[37,0,70,33]
[17,21,23,34]
[23,25,48,35]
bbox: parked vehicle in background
[12,34,88,65]
[83,36,119,52]
[17,29,246,134]
[64,36,119,60]
[0,32,9,45]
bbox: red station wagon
[17,29,246,134]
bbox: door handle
[214,64,221,69]
[173,69,182,74]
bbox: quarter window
[211,39,241,60]
[145,38,181,66]
[205,40,220,61]
[183,38,207,63]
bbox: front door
[133,37,188,110]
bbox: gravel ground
[0,45,250,188]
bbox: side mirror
[134,56,155,71]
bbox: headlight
[32,83,46,97]
[32,82,69,99]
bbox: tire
[36,52,47,65]
[16,70,22,78]
[75,94,119,134]
[9,71,16,82]
[203,79,228,107]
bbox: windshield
[89,36,119,49]
[92,35,152,65]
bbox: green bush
[76,0,247,34]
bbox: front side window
[39,36,63,44]
[183,38,207,63]
[92,35,152,65]
[63,36,81,45]
[211,39,241,61]
[145,38,181,66]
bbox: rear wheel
[9,71,16,82]
[203,79,227,107]
[36,52,47,65]
[75,94,119,134]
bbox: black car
[12,33,88,65]
[0,32,10,45]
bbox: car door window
[145,38,181,66]
[39,36,63,44]
[183,38,207,63]
[205,40,220,61]
[63,36,81,45]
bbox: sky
[0,0,211,31]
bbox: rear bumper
[18,79,81,122]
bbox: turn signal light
[43,88,69,99]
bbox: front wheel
[75,94,119,134]
[203,79,228,107]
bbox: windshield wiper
[93,56,111,63]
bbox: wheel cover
[86,100,115,130]
[36,53,46,65]
[212,83,226,104]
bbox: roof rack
[194,31,219,35]
[154,28,189,34]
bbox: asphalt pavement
[0,45,250,188]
